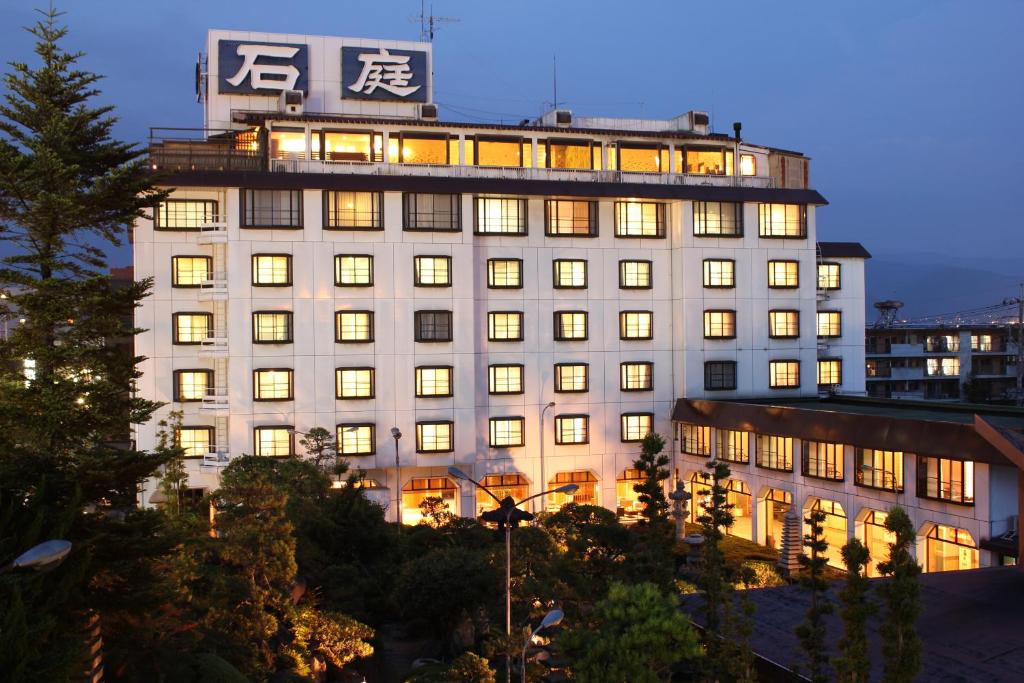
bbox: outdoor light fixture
[0,539,72,574]
[522,609,564,683]
[391,428,402,525]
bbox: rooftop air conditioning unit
[419,103,438,121]
[555,109,572,127]
[279,90,304,115]
[689,111,710,135]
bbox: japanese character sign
[342,47,428,102]
[219,40,308,95]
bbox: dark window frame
[801,440,844,481]
[817,261,842,291]
[553,310,588,341]
[488,311,525,342]
[620,412,655,443]
[755,434,795,472]
[758,203,807,239]
[322,190,384,231]
[413,255,453,288]
[415,420,455,454]
[177,425,215,459]
[335,366,376,400]
[240,189,303,229]
[554,362,590,393]
[474,196,529,235]
[414,310,454,343]
[768,309,801,339]
[415,365,455,398]
[769,359,802,389]
[703,309,737,340]
[702,258,737,288]
[692,201,743,237]
[704,361,738,391]
[334,310,375,343]
[552,259,588,289]
[818,358,843,386]
[253,425,295,457]
[488,363,525,395]
[489,416,526,448]
[613,200,666,238]
[472,134,525,167]
[619,361,654,392]
[173,368,212,402]
[172,311,213,345]
[171,255,213,288]
[554,414,590,445]
[916,456,975,506]
[393,131,453,165]
[251,253,293,287]
[403,192,462,232]
[618,259,653,290]
[817,311,843,338]
[252,367,294,402]
[334,254,374,287]
[619,310,654,340]
[155,199,219,231]
[336,422,377,456]
[486,258,524,289]
[543,138,598,171]
[854,447,904,492]
[767,260,800,289]
[252,310,294,344]
[544,199,598,237]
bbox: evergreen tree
[697,459,733,637]
[0,7,172,679]
[835,538,874,683]
[627,431,675,592]
[633,431,670,523]
[877,507,921,683]
[795,508,832,683]
[298,425,339,472]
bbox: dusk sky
[1,0,1022,276]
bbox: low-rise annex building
[134,29,867,524]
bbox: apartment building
[866,324,1019,402]
[134,30,867,524]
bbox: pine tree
[877,507,921,683]
[0,7,172,679]
[633,431,670,524]
[626,431,675,592]
[795,508,832,683]
[697,459,733,636]
[835,538,874,682]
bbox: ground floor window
[809,499,848,570]
[615,468,644,518]
[725,480,752,541]
[401,477,458,526]
[761,488,792,549]
[925,524,979,572]
[476,474,529,515]
[687,472,713,524]
[861,510,897,577]
[549,471,598,509]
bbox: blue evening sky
[1,0,1022,272]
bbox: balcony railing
[150,128,262,173]
[202,448,231,467]
[201,386,229,412]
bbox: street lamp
[521,609,564,683]
[0,539,72,575]
[391,427,402,526]
[447,465,577,683]
[539,401,556,513]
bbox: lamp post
[539,401,556,514]
[0,539,72,575]
[447,466,577,683]
[521,609,564,683]
[391,427,402,526]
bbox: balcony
[200,386,229,414]
[197,273,228,301]
[198,330,228,357]
[150,128,262,173]
[924,338,960,353]
[196,222,228,245]
[201,448,231,468]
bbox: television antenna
[412,1,459,41]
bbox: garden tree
[0,7,175,679]
[406,652,497,683]
[626,432,676,593]
[795,508,832,683]
[299,425,341,473]
[632,432,670,523]
[877,507,922,683]
[719,577,758,683]
[541,503,633,604]
[697,459,733,642]
[835,539,874,683]
[154,411,188,516]
[558,581,701,683]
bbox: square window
[769,360,801,388]
[756,434,794,471]
[621,413,653,442]
[817,311,842,338]
[614,201,665,237]
[619,311,653,340]
[767,261,800,288]
[680,423,711,456]
[404,193,461,231]
[253,369,293,401]
[545,200,597,236]
[415,310,453,342]
[555,415,589,444]
[716,429,749,463]
[174,369,211,402]
[252,311,293,343]
[489,364,523,394]
[254,427,293,457]
[703,310,736,339]
[620,362,653,391]
[336,368,374,399]
[802,441,843,480]
[337,424,375,456]
[252,254,292,286]
[555,363,588,392]
[416,421,454,453]
[177,426,213,457]
[619,260,652,289]
[553,259,587,288]
[758,203,806,238]
[324,191,382,229]
[171,256,212,287]
[489,417,525,448]
[554,311,587,341]
[769,310,800,338]
[173,312,212,344]
[703,259,735,288]
[488,312,523,341]
[335,311,374,342]
[818,359,842,386]
[704,361,737,390]
[817,263,841,290]
[487,259,523,289]
[416,366,453,397]
[414,256,452,287]
[335,255,374,286]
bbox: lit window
[416,366,453,397]
[817,311,842,338]
[554,311,587,341]
[241,189,302,228]
[416,421,454,453]
[252,312,293,343]
[177,427,213,457]
[402,477,458,525]
[703,259,735,288]
[254,427,293,457]
[927,357,960,377]
[173,312,212,344]
[758,203,806,238]
[253,369,293,400]
[335,311,374,342]
[614,201,665,237]
[716,429,749,463]
[337,424,375,456]
[817,359,842,386]
[414,310,452,342]
[681,423,711,456]
[488,312,523,341]
[252,254,292,286]
[856,448,903,491]
[156,199,218,230]
[817,262,841,290]
[703,310,736,339]
[918,456,974,504]
[619,260,652,289]
[487,259,523,288]
[171,256,212,287]
[619,311,653,340]
[971,334,994,352]
[404,193,461,231]
[391,134,451,164]
[475,197,527,234]
[616,143,667,173]
[334,255,373,286]
[693,201,742,236]
[555,363,588,392]
[555,415,589,444]
[175,370,211,402]
[925,525,979,573]
[803,441,844,480]
[312,130,377,162]
[324,191,382,229]
[620,362,653,391]
[769,360,801,388]
[768,260,800,288]
[489,364,523,394]
[477,475,530,513]
[545,140,596,170]
[553,259,587,288]
[489,417,525,448]
[621,413,653,442]
[704,361,737,390]
[336,368,374,399]
[545,200,597,236]
[269,129,306,159]
[414,256,452,287]
[739,154,756,176]
[769,310,800,338]
[756,434,793,471]
[685,148,727,175]
[474,137,523,167]
[549,471,598,507]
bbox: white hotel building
[135,30,870,527]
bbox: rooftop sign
[342,47,428,102]
[218,40,309,95]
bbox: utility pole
[1005,283,1024,407]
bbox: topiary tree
[795,508,832,683]
[633,431,670,523]
[835,538,874,683]
[877,507,921,683]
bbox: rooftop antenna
[553,54,558,110]
[873,300,904,328]
[413,0,459,41]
